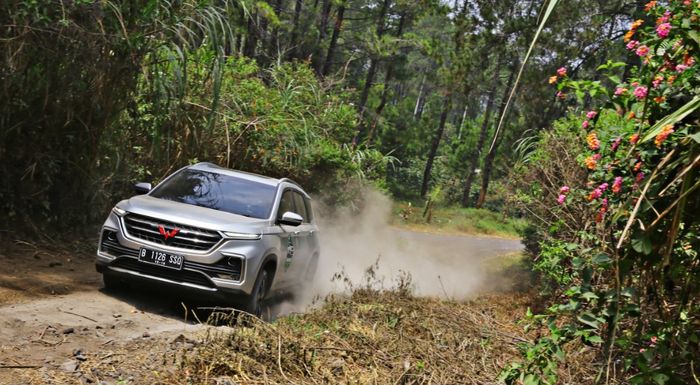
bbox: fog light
[216,274,235,280]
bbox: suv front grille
[122,213,222,251]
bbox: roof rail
[279,178,301,188]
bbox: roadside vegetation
[392,201,527,238]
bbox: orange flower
[667,75,677,84]
[654,124,674,147]
[632,19,644,29]
[624,30,635,42]
[654,96,666,103]
[585,154,601,170]
[627,111,636,120]
[634,161,643,172]
[644,0,656,11]
[549,75,558,84]
[587,132,601,150]
[630,133,640,144]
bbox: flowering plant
[503,1,700,384]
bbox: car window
[292,192,308,222]
[277,190,296,220]
[149,169,276,219]
[304,197,314,222]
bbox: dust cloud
[279,188,520,314]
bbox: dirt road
[0,230,522,384]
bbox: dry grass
[161,289,535,385]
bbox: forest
[1,0,699,384]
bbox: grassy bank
[392,201,527,238]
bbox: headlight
[222,231,261,240]
[112,207,127,216]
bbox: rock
[60,360,79,373]
[48,262,62,268]
[62,327,75,334]
[142,331,150,338]
[95,325,103,329]
[112,313,122,318]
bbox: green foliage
[505,1,700,383]
[393,202,527,238]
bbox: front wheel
[240,269,270,319]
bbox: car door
[276,189,305,282]
[291,191,314,279]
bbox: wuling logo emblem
[158,225,180,240]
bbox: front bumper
[95,211,268,298]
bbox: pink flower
[615,87,628,96]
[636,45,650,57]
[634,86,648,99]
[586,111,597,119]
[588,188,603,201]
[676,64,690,73]
[659,11,671,24]
[611,137,622,151]
[582,120,590,129]
[626,40,639,50]
[652,75,664,88]
[556,91,566,100]
[612,177,623,194]
[560,186,570,194]
[650,336,658,344]
[636,172,645,183]
[557,194,567,205]
[557,67,567,77]
[656,23,672,38]
[601,198,609,208]
[640,348,646,353]
[599,183,609,192]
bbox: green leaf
[641,96,700,143]
[523,374,540,385]
[631,236,653,255]
[607,75,621,84]
[577,312,601,329]
[588,335,603,344]
[581,292,599,301]
[689,131,700,144]
[652,373,670,385]
[592,253,611,265]
[689,30,700,45]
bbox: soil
[0,231,523,384]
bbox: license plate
[138,248,184,270]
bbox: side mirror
[134,182,152,194]
[279,211,303,226]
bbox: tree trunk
[356,0,392,141]
[321,2,346,76]
[313,0,332,72]
[414,75,426,119]
[366,12,406,144]
[268,0,285,61]
[421,95,452,198]
[243,12,258,58]
[288,0,304,59]
[461,53,501,207]
[475,62,517,209]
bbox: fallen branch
[59,309,98,323]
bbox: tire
[240,269,270,319]
[102,273,120,291]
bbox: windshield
[150,169,277,219]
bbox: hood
[117,195,270,233]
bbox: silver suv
[95,163,320,317]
